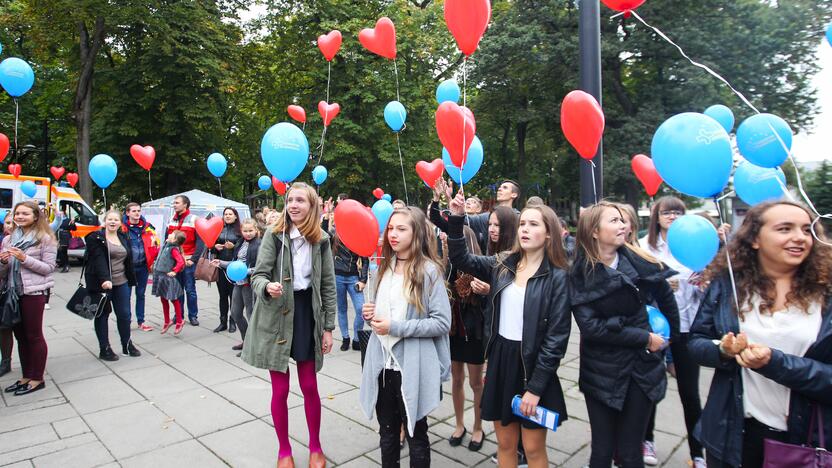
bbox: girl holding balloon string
[242,182,336,468]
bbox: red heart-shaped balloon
[359,17,397,60]
[444,0,491,57]
[561,90,605,160]
[317,30,342,62]
[195,217,224,247]
[130,144,156,171]
[66,172,79,188]
[601,0,646,12]
[372,188,384,200]
[334,200,380,257]
[631,154,663,197]
[0,133,8,163]
[9,164,21,178]
[50,166,65,180]
[318,101,341,127]
[415,159,445,189]
[287,105,306,124]
[272,177,287,196]
[436,102,476,168]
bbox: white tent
[141,189,251,236]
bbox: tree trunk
[516,121,528,189]
[73,17,105,205]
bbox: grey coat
[359,263,452,437]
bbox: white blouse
[740,296,822,430]
[289,226,312,291]
[498,282,526,341]
[375,266,407,370]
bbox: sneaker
[352,339,361,351]
[340,339,350,351]
[122,341,141,357]
[693,457,707,468]
[139,323,154,332]
[99,347,119,361]
[643,441,658,466]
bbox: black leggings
[216,272,234,325]
[586,381,653,468]
[376,370,430,467]
[645,333,704,458]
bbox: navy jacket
[689,276,832,466]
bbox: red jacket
[167,209,199,257]
[122,215,160,269]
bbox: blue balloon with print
[436,79,460,104]
[89,154,118,189]
[257,175,271,191]
[261,122,309,183]
[384,101,406,132]
[646,305,670,340]
[372,199,394,235]
[734,161,787,206]
[227,260,249,282]
[443,135,483,185]
[651,113,733,198]
[20,180,36,198]
[0,57,34,97]
[667,214,720,272]
[704,104,735,133]
[312,165,328,185]
[736,114,793,168]
[207,153,227,178]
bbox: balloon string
[590,160,598,204]
[278,204,287,284]
[393,59,401,103]
[148,171,153,200]
[394,133,409,205]
[217,178,223,198]
[318,126,328,164]
[326,62,331,104]
[463,58,468,108]
[713,196,741,313]
[14,99,19,160]
[302,121,306,132]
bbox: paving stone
[173,355,251,386]
[84,401,190,459]
[40,337,90,357]
[198,419,280,467]
[0,424,59,455]
[287,405,380,465]
[60,374,144,415]
[2,380,64,408]
[31,440,114,468]
[45,354,112,384]
[213,376,302,418]
[0,433,98,466]
[289,369,354,398]
[136,339,209,364]
[120,439,227,468]
[153,389,255,437]
[320,388,377,430]
[119,364,201,399]
[1,461,33,468]
[0,403,77,433]
[51,417,90,439]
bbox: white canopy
[141,189,251,235]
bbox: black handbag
[66,261,108,320]
[0,284,20,328]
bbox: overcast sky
[791,40,832,162]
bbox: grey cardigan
[359,263,452,437]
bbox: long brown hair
[375,207,445,314]
[273,182,322,245]
[488,206,518,255]
[9,201,56,245]
[500,205,569,272]
[615,203,640,247]
[704,201,832,317]
[576,202,659,272]
[647,196,686,250]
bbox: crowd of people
[0,179,830,468]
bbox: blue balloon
[227,260,249,282]
[704,105,735,133]
[0,58,34,97]
[207,153,227,178]
[382,194,392,202]
[257,175,271,191]
[734,161,787,206]
[261,122,309,183]
[20,180,36,198]
[827,22,832,47]
[652,113,733,198]
[89,154,118,189]
[312,165,328,185]
[0,42,3,55]
[646,305,671,340]
[667,215,720,272]
[372,199,394,235]
[384,101,407,132]
[443,135,484,185]
[436,79,461,104]
[736,114,793,168]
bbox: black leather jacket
[447,215,571,412]
[84,230,136,294]
[332,241,368,282]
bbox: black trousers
[376,370,430,468]
[57,246,69,268]
[645,333,704,458]
[705,418,790,468]
[586,381,653,468]
[216,271,234,326]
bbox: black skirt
[450,336,485,365]
[481,335,562,429]
[290,288,315,363]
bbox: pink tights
[269,360,322,458]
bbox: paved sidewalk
[0,268,710,467]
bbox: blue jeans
[133,265,149,324]
[335,275,365,340]
[94,283,132,350]
[178,262,199,320]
